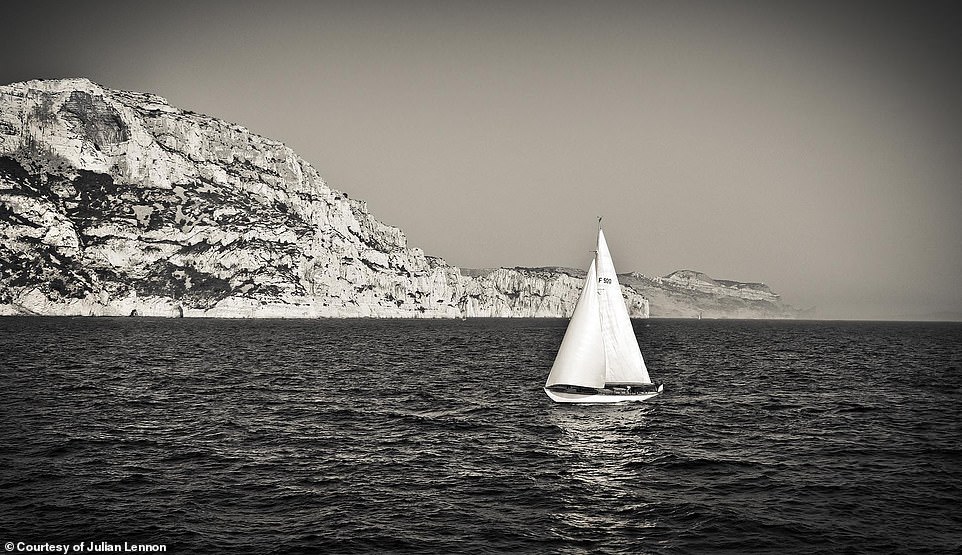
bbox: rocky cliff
[0,78,798,319]
[465,267,801,319]
[619,270,803,319]
[460,267,650,318]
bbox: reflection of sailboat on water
[544,221,664,403]
[543,406,660,532]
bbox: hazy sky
[3,1,961,319]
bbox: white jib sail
[595,229,652,384]
[545,260,606,389]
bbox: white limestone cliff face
[0,78,796,319]
[461,267,649,318]
[0,78,455,317]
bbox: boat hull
[543,387,660,404]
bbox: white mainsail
[595,229,652,384]
[544,260,606,389]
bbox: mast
[595,216,602,274]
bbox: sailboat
[544,222,663,403]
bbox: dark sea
[1,318,960,554]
